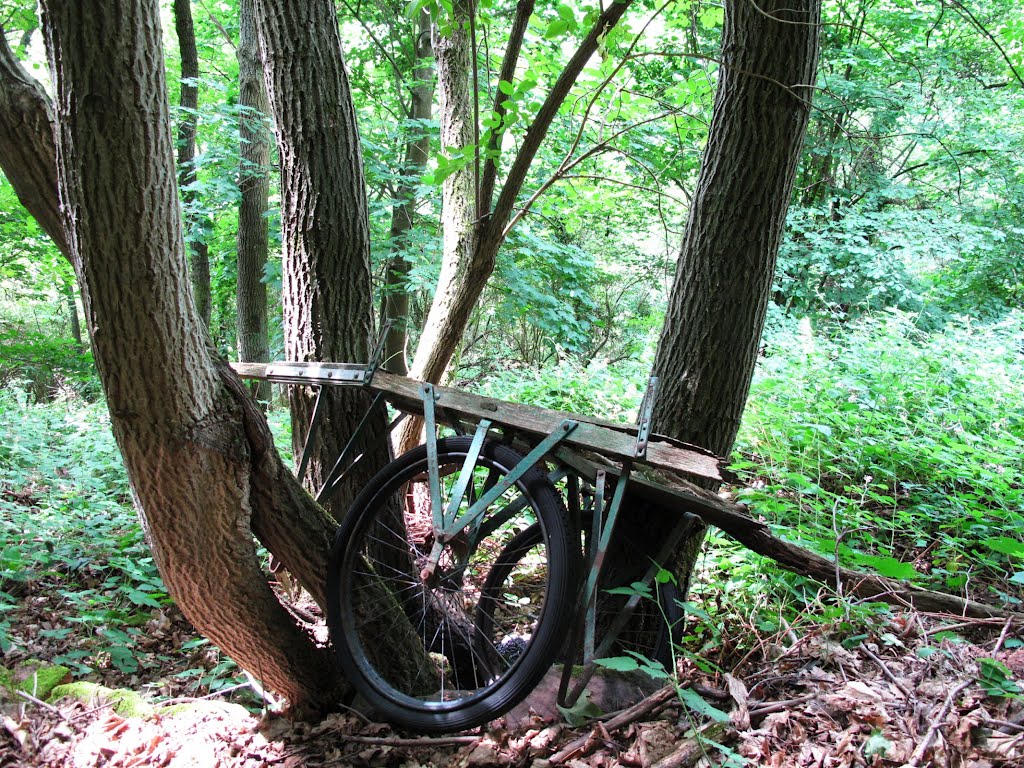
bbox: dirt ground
[3,609,1023,768]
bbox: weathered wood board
[229,362,724,483]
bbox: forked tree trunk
[39,0,345,711]
[398,0,633,454]
[252,0,391,511]
[0,28,68,261]
[173,0,212,327]
[645,0,822,596]
[236,0,271,403]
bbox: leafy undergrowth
[0,392,257,707]
[735,312,1024,606]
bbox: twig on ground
[550,686,676,763]
[749,693,816,718]
[15,690,66,719]
[984,717,1024,734]
[993,616,1015,655]
[907,678,973,767]
[650,721,733,768]
[859,643,913,698]
[922,616,1009,635]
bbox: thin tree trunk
[381,9,434,377]
[0,27,69,261]
[236,0,271,403]
[399,0,633,453]
[173,0,211,328]
[39,0,345,711]
[252,0,391,510]
[64,278,82,347]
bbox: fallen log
[556,450,1018,620]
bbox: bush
[735,311,1024,601]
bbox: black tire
[327,437,574,733]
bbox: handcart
[232,340,730,734]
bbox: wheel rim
[336,447,556,714]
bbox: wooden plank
[369,372,723,483]
[228,363,724,483]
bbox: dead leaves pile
[4,611,1024,767]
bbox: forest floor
[2,594,1023,768]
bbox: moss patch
[49,681,153,717]
[0,661,72,700]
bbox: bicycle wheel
[327,436,574,733]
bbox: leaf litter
[2,607,1023,767]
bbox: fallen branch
[907,678,973,767]
[651,721,734,768]
[14,690,66,719]
[550,686,675,763]
[561,451,1018,620]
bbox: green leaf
[544,18,570,39]
[676,686,731,722]
[982,537,1024,557]
[556,4,575,22]
[498,79,514,96]
[556,690,603,726]
[594,655,640,672]
[856,555,920,580]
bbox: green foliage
[735,311,1024,602]
[475,355,648,422]
[0,393,248,698]
[0,327,98,401]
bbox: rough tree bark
[236,0,271,403]
[0,27,68,261]
[252,0,391,509]
[644,0,822,598]
[173,0,212,327]
[381,8,434,377]
[38,0,346,711]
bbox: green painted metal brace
[557,375,661,708]
[418,380,579,578]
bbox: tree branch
[477,0,534,216]
[486,0,635,238]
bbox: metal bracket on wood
[442,420,578,540]
[558,460,636,709]
[421,383,444,533]
[634,376,659,459]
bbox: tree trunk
[407,0,475,387]
[643,0,821,600]
[381,8,434,377]
[0,27,69,261]
[64,278,82,347]
[38,0,345,711]
[173,0,212,328]
[236,0,271,403]
[651,0,821,454]
[252,0,391,509]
